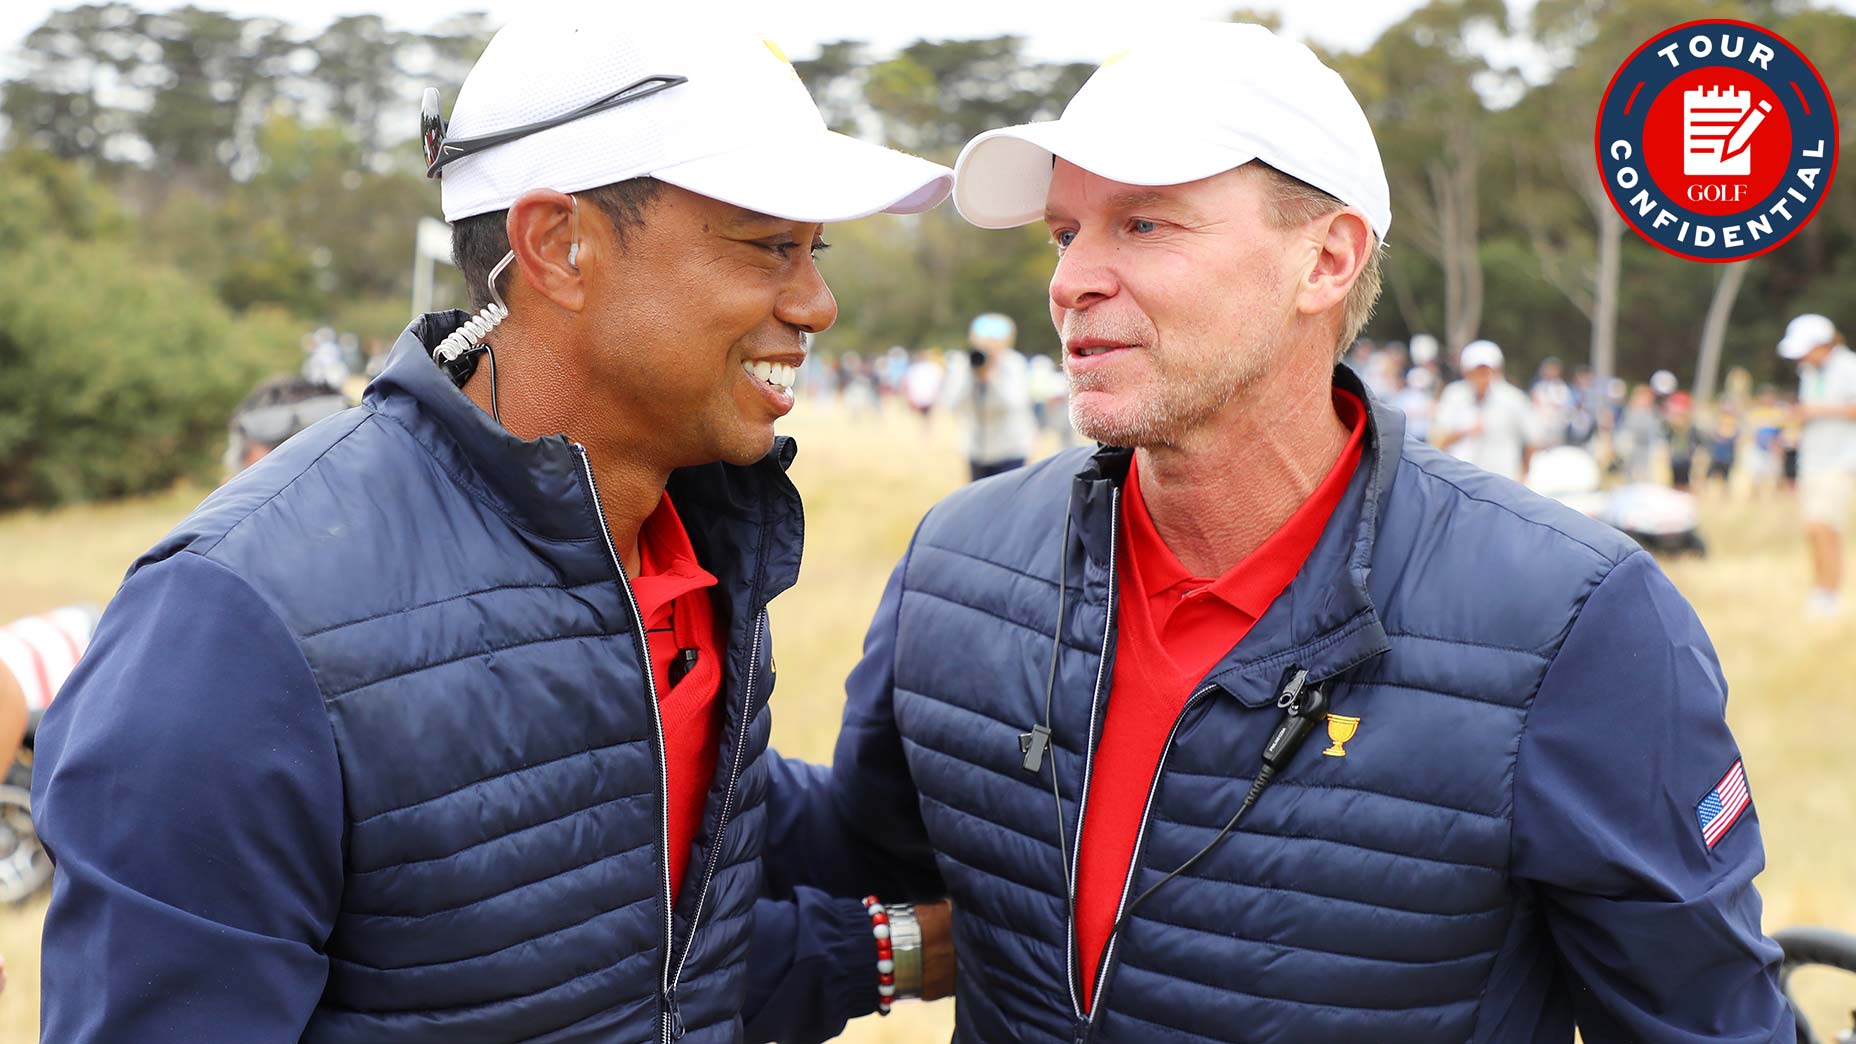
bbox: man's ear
[505,189,586,313]
[1295,208,1372,320]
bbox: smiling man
[765,22,1792,1043]
[33,12,949,1043]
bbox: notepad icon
[1685,87,1770,177]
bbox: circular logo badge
[1595,20,1838,263]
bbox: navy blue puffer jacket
[765,367,1791,1043]
[36,312,872,1044]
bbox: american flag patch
[1696,759,1752,849]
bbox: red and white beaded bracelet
[862,895,897,1015]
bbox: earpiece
[431,249,515,424]
[432,249,515,372]
[429,193,578,424]
[566,194,581,269]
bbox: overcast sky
[0,0,1427,68]
[6,2,1851,95]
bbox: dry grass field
[0,399,1850,1043]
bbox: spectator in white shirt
[1393,366,1437,443]
[942,313,1037,481]
[1434,340,1538,482]
[1779,313,1856,617]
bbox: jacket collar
[1068,364,1398,707]
[366,312,803,604]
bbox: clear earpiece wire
[431,249,515,421]
[432,249,515,368]
[430,198,577,424]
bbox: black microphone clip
[1262,667,1328,771]
[1019,724,1052,773]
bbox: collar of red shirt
[1121,388,1369,622]
[631,492,719,620]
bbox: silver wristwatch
[885,902,923,999]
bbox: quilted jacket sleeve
[759,555,944,902]
[33,552,344,1044]
[746,554,947,1043]
[1511,550,1791,1043]
[742,891,879,1044]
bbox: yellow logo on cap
[762,38,800,80]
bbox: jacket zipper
[664,608,767,1024]
[575,445,676,1044]
[1081,668,1319,1041]
[1063,488,1121,1024]
[1081,683,1222,1037]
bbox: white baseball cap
[1778,313,1837,360]
[1408,333,1439,366]
[952,22,1390,238]
[1460,340,1504,372]
[436,12,952,224]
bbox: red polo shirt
[631,493,724,906]
[1075,390,1368,1008]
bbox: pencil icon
[1722,99,1771,163]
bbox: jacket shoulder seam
[1381,630,1552,661]
[324,627,618,701]
[1500,547,1649,983]
[196,411,375,558]
[1399,455,1622,569]
[903,587,1097,656]
[301,578,613,639]
[165,548,350,865]
[914,540,1064,591]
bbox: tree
[1694,261,1750,404]
[860,37,1086,161]
[1338,0,1509,356]
[0,147,133,249]
[1504,76,1625,388]
[1225,7,1285,31]
[130,7,297,189]
[0,233,295,506]
[1525,0,1766,391]
[310,15,408,158]
[794,40,870,136]
[2,3,146,162]
[791,36,1097,349]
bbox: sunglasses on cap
[421,74,688,179]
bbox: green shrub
[331,294,419,351]
[0,238,296,507]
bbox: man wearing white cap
[1778,313,1856,616]
[34,12,951,1043]
[1434,339,1539,481]
[941,313,1039,481]
[766,22,1790,1043]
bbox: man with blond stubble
[759,22,1791,1043]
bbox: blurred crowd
[1344,334,1811,497]
[796,321,1819,504]
[785,314,1856,620]
[799,314,1077,482]
[280,310,1835,519]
